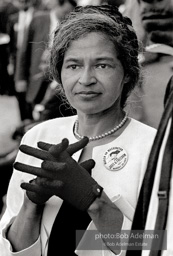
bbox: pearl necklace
[74,112,128,141]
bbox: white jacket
[0,116,156,256]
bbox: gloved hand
[14,137,103,211]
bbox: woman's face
[61,32,127,115]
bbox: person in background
[126,76,173,256]
[125,0,173,129]
[7,0,42,121]
[0,5,156,256]
[32,48,76,121]
[142,76,173,256]
[122,0,145,44]
[0,0,18,95]
[14,0,77,123]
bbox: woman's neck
[76,108,126,139]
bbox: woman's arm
[12,137,125,255]
[88,191,123,255]
[7,194,44,252]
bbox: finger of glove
[26,190,50,205]
[80,159,95,172]
[29,177,49,186]
[42,160,67,173]
[21,180,63,193]
[14,162,65,179]
[38,138,69,153]
[31,177,64,189]
[19,144,51,160]
[66,136,89,156]
[21,182,45,193]
[21,182,50,196]
[48,138,69,157]
[37,141,54,151]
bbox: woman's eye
[67,65,80,70]
[96,64,108,69]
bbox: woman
[0,5,156,256]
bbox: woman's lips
[76,91,101,99]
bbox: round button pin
[103,147,128,171]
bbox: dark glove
[15,138,68,205]
[14,137,103,211]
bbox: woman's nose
[78,68,97,86]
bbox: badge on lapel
[103,147,128,171]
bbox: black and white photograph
[0,0,173,255]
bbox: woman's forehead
[63,32,118,59]
[69,31,115,47]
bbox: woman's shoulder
[36,115,76,128]
[129,118,157,138]
[120,118,157,154]
[22,115,77,144]
[130,118,156,131]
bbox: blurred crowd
[0,0,173,215]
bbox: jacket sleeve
[0,134,42,256]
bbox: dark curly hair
[49,5,141,108]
